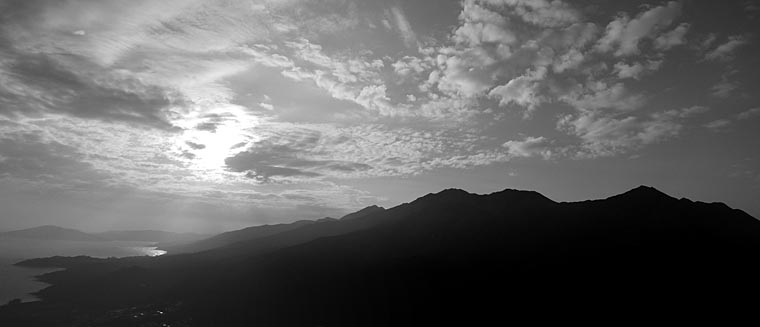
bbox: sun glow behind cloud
[171,104,262,173]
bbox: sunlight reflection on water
[135,247,167,257]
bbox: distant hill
[162,205,385,254]
[95,230,208,243]
[3,186,759,326]
[0,225,107,242]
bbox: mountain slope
[0,225,107,242]
[3,186,759,326]
[162,205,386,255]
[158,219,318,254]
[339,205,385,220]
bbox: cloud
[185,141,206,150]
[560,82,646,112]
[389,5,418,48]
[711,79,739,98]
[699,33,718,51]
[596,1,682,56]
[502,136,553,159]
[437,49,499,97]
[454,1,518,46]
[392,56,431,77]
[552,48,585,73]
[192,113,237,133]
[0,50,181,129]
[613,60,662,79]
[223,130,374,183]
[0,132,108,185]
[559,111,682,157]
[488,66,547,112]
[704,119,731,130]
[704,35,750,61]
[2,0,757,229]
[481,0,581,28]
[737,107,760,120]
[658,106,710,119]
[654,23,690,50]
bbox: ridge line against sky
[0,0,758,232]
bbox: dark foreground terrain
[2,186,759,326]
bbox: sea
[0,238,166,305]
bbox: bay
[0,238,165,305]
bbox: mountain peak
[609,185,674,202]
[437,188,471,195]
[487,188,556,203]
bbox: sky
[0,0,758,233]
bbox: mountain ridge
[2,185,759,326]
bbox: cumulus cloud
[596,1,682,56]
[392,56,431,77]
[437,49,498,97]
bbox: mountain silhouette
[1,186,759,326]
[0,225,107,242]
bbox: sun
[172,104,261,172]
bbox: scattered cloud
[596,1,683,56]
[704,35,750,61]
[486,0,581,28]
[560,82,646,112]
[654,23,690,50]
[489,67,547,113]
[737,107,760,119]
[658,106,710,119]
[559,111,682,157]
[704,119,732,130]
[711,78,739,98]
[613,60,662,79]
[502,136,554,159]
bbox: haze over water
[0,238,165,304]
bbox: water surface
[0,238,165,305]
